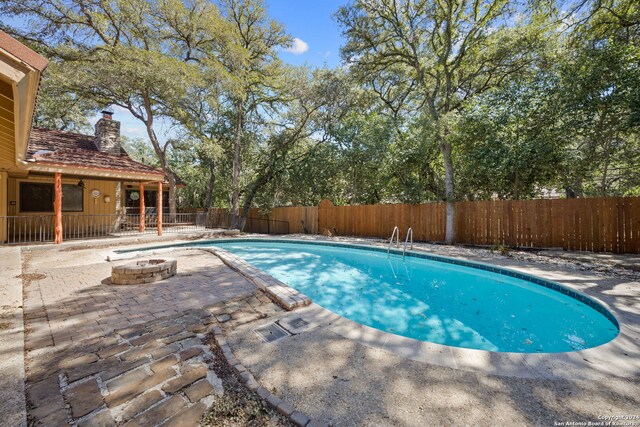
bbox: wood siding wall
[0,79,15,169]
[214,197,640,254]
[7,176,120,216]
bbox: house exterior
[0,30,182,244]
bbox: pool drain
[253,323,291,343]
[278,316,316,335]
[289,318,309,329]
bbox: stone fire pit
[111,258,177,285]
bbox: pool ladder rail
[388,226,400,256]
[388,226,413,258]
[403,228,413,259]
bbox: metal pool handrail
[388,226,400,256]
[403,227,413,259]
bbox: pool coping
[201,248,311,311]
[107,236,639,380]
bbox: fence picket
[177,197,640,254]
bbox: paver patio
[20,246,279,426]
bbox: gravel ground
[203,334,294,427]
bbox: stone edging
[205,248,311,311]
[111,258,177,285]
[211,326,319,427]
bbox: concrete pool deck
[214,238,640,426]
[0,246,28,427]
[117,236,639,378]
[0,234,639,426]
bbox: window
[20,183,53,212]
[125,189,169,213]
[19,182,84,213]
[62,185,83,212]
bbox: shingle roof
[0,29,49,72]
[27,127,166,178]
[29,127,108,154]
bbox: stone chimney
[94,110,121,155]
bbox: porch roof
[24,127,166,181]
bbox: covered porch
[1,168,206,244]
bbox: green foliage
[121,136,159,167]
[455,73,565,199]
[2,0,639,218]
[490,243,511,256]
[32,62,99,132]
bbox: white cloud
[285,38,309,55]
[124,126,145,136]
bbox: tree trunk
[230,101,243,229]
[144,125,177,222]
[600,134,613,197]
[440,140,456,244]
[139,96,177,220]
[167,173,177,222]
[239,166,276,231]
[203,161,216,213]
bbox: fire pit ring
[111,258,177,285]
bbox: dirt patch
[15,273,46,281]
[203,334,293,427]
[0,322,12,330]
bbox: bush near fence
[210,197,640,254]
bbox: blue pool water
[205,240,618,353]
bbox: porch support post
[157,182,163,236]
[0,172,7,243]
[139,183,145,232]
[54,172,63,244]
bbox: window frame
[19,182,54,213]
[61,184,84,212]
[19,181,85,213]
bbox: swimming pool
[197,240,618,353]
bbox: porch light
[77,179,86,188]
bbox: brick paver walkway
[20,247,279,426]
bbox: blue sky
[268,0,346,69]
[114,0,348,143]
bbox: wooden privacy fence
[455,197,640,253]
[207,207,317,234]
[318,199,447,242]
[209,196,640,254]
